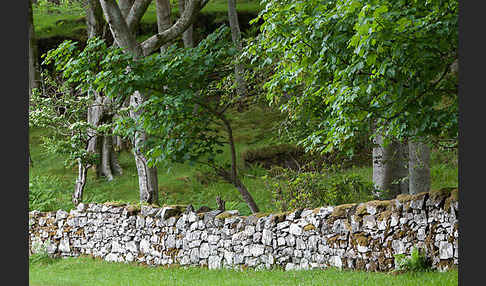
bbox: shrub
[394,247,430,272]
[29,239,57,265]
[267,168,376,211]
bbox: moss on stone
[271,211,290,223]
[396,194,413,203]
[444,189,458,211]
[254,212,270,218]
[429,188,454,200]
[104,201,127,207]
[215,212,236,220]
[303,224,316,231]
[125,205,141,215]
[326,235,340,246]
[351,233,369,246]
[331,203,357,218]
[378,210,392,222]
[450,188,458,201]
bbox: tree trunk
[119,0,135,19]
[221,114,259,213]
[408,141,431,194]
[130,91,159,204]
[72,160,89,205]
[29,0,40,99]
[101,135,115,181]
[179,0,194,48]
[86,0,123,182]
[227,0,248,99]
[156,0,172,52]
[99,0,208,204]
[372,131,408,198]
[86,0,104,38]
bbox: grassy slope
[29,100,458,215]
[29,103,286,215]
[33,0,263,40]
[29,256,458,286]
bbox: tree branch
[140,0,209,55]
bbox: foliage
[29,175,66,211]
[245,0,458,155]
[267,168,375,211]
[33,0,86,16]
[394,247,430,272]
[43,26,237,169]
[29,66,109,169]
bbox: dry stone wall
[28,189,458,271]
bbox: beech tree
[94,0,209,204]
[246,0,458,197]
[227,0,248,99]
[45,26,261,213]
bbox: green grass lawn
[29,256,458,286]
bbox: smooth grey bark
[156,0,172,52]
[86,0,123,184]
[179,0,194,48]
[86,0,104,38]
[130,91,159,204]
[99,0,209,204]
[126,0,152,34]
[408,141,431,194]
[372,131,409,198]
[119,0,135,19]
[72,159,89,205]
[139,0,209,56]
[227,0,248,99]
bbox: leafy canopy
[246,0,458,153]
[43,26,238,168]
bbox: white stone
[224,250,234,264]
[208,256,222,269]
[363,215,376,228]
[391,240,405,254]
[329,256,342,268]
[262,229,273,246]
[357,244,369,253]
[250,244,265,257]
[140,239,150,254]
[59,238,70,253]
[200,243,210,259]
[439,241,454,259]
[111,240,123,253]
[244,225,255,236]
[126,241,138,253]
[289,224,302,236]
